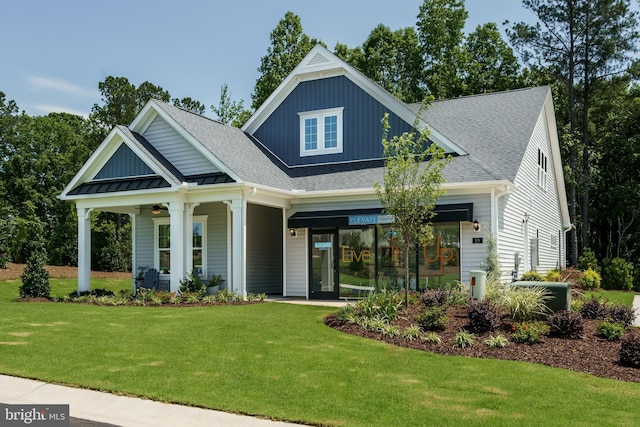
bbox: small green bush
[484,334,509,349]
[520,271,543,281]
[356,291,403,322]
[596,321,626,341]
[579,268,601,290]
[601,257,633,290]
[579,248,599,273]
[453,330,475,348]
[511,321,549,344]
[544,270,563,282]
[500,285,552,322]
[422,332,442,344]
[548,310,583,339]
[467,301,502,333]
[619,331,640,367]
[416,306,448,331]
[19,228,50,299]
[179,271,206,296]
[402,325,422,341]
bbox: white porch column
[229,199,246,299]
[184,203,200,276]
[77,207,92,293]
[169,201,185,292]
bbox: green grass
[584,289,636,307]
[1,279,640,426]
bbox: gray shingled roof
[145,86,549,193]
[411,86,550,183]
[153,102,293,190]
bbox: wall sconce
[289,228,297,238]
[152,204,161,215]
[472,219,481,232]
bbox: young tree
[19,223,50,298]
[251,12,323,110]
[374,108,451,306]
[211,84,252,128]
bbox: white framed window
[537,148,548,190]
[153,216,208,277]
[298,107,344,156]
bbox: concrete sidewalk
[633,295,640,327]
[0,375,302,427]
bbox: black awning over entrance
[288,203,473,228]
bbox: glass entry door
[310,230,338,299]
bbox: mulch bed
[325,304,640,383]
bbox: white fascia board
[59,126,184,200]
[138,100,243,183]
[544,90,572,228]
[242,44,465,156]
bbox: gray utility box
[512,281,571,313]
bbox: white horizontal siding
[286,228,307,297]
[135,216,154,271]
[143,116,218,176]
[502,110,564,279]
[200,203,227,284]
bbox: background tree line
[1,0,638,273]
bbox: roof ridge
[410,85,550,107]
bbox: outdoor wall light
[472,219,481,232]
[152,204,161,215]
[289,228,297,238]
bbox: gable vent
[307,52,330,66]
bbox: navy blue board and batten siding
[94,144,155,179]
[252,75,414,167]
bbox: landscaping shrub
[19,227,50,298]
[402,325,422,341]
[423,332,442,344]
[444,282,469,306]
[596,321,626,341]
[484,334,509,349]
[421,288,450,307]
[453,330,475,348]
[178,271,206,296]
[580,297,608,319]
[605,304,636,328]
[467,301,502,333]
[416,306,448,331]
[548,310,583,339]
[500,285,552,322]
[579,268,601,290]
[619,331,640,367]
[545,269,563,282]
[601,257,633,290]
[357,291,403,321]
[511,321,549,344]
[579,248,599,273]
[520,271,543,281]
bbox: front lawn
[1,279,640,426]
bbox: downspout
[563,223,574,268]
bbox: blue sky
[1,0,536,118]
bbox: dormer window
[299,107,344,156]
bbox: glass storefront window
[338,228,375,297]
[418,223,460,289]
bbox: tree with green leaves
[251,12,323,110]
[374,108,451,306]
[172,97,206,115]
[507,0,639,264]
[463,23,523,94]
[416,0,468,99]
[19,222,50,298]
[336,24,425,103]
[211,84,251,127]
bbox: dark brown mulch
[325,304,640,383]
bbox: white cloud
[29,76,100,98]
[30,104,90,118]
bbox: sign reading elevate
[348,214,395,226]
